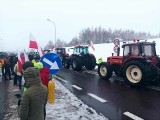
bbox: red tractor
[54,47,69,66]
[64,45,96,71]
[98,40,160,87]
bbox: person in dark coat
[18,67,48,120]
[4,57,12,80]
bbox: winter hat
[22,61,34,71]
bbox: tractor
[54,47,69,66]
[64,45,96,71]
[98,40,160,87]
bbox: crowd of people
[0,52,50,120]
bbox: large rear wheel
[64,58,70,69]
[123,60,151,87]
[85,55,96,70]
[71,57,82,71]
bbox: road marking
[83,70,99,75]
[53,75,68,83]
[123,111,143,120]
[88,93,107,103]
[72,85,82,90]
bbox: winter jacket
[34,61,43,70]
[40,66,50,87]
[18,67,48,120]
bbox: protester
[34,56,50,87]
[34,55,43,70]
[40,66,50,87]
[4,57,12,80]
[1,57,5,76]
[0,61,2,76]
[18,67,48,120]
[13,56,18,85]
[14,62,22,90]
[22,61,34,93]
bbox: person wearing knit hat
[18,67,48,120]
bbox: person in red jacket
[34,56,50,87]
[40,66,50,87]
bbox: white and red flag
[88,41,95,51]
[24,49,29,62]
[29,33,44,57]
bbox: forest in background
[44,27,160,49]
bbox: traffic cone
[48,80,55,104]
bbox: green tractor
[64,45,96,71]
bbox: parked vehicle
[98,40,160,87]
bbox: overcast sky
[0,0,160,51]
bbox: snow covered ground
[4,79,108,120]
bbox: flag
[24,49,29,62]
[29,34,38,49]
[88,41,95,51]
[29,33,44,57]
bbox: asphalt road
[0,77,8,119]
[55,67,160,120]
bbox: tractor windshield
[143,44,155,57]
[73,47,89,54]
[57,49,65,54]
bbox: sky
[0,0,160,51]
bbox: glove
[18,99,21,106]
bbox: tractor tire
[98,62,113,79]
[71,57,82,71]
[123,60,151,87]
[64,58,70,69]
[85,55,96,70]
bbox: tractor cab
[122,41,157,65]
[55,47,69,57]
[73,45,89,55]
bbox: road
[0,77,8,119]
[55,67,160,120]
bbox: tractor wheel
[113,64,123,77]
[64,58,70,69]
[71,57,82,71]
[85,55,96,70]
[98,62,113,79]
[123,60,151,87]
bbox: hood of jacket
[23,67,41,88]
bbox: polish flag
[88,41,95,51]
[29,34,38,49]
[29,33,44,57]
